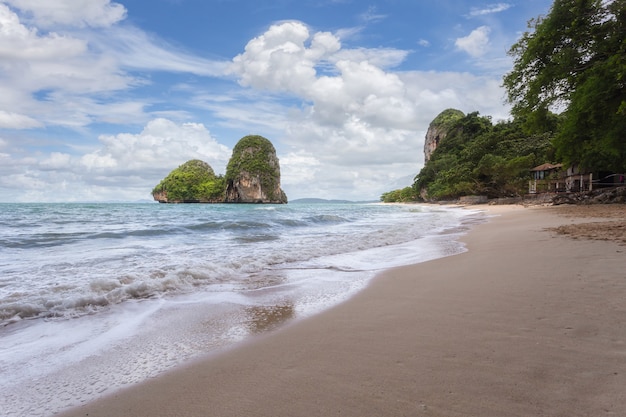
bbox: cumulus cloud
[232,22,415,129]
[80,118,231,174]
[231,22,447,134]
[455,26,492,57]
[232,21,340,93]
[228,21,511,200]
[332,47,409,69]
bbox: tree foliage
[410,113,554,200]
[430,108,465,130]
[380,186,418,203]
[225,135,282,201]
[504,0,626,172]
[152,159,225,202]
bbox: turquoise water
[0,202,483,416]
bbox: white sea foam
[0,202,484,416]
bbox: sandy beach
[59,204,626,417]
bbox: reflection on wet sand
[245,304,295,333]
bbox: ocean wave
[0,202,484,417]
[233,234,280,243]
[306,214,349,224]
[184,220,275,232]
[1,227,178,248]
[0,232,88,249]
[274,218,309,227]
[0,203,479,328]
[220,220,273,230]
[0,261,263,326]
[91,228,178,239]
[1,273,194,326]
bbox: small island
[152,135,287,204]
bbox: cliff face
[224,135,288,204]
[423,109,465,163]
[152,190,168,203]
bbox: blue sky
[0,0,553,202]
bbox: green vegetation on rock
[414,113,554,200]
[225,135,285,203]
[430,108,465,130]
[152,159,225,203]
[383,0,625,203]
[151,135,287,204]
[381,111,556,202]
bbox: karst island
[152,135,288,204]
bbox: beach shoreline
[59,204,626,417]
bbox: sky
[0,0,554,202]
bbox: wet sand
[59,204,626,417]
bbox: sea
[0,202,485,416]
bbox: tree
[504,0,626,172]
[380,186,418,203]
[411,113,554,200]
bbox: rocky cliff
[423,108,464,163]
[151,136,287,204]
[224,135,288,204]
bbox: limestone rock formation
[423,108,464,163]
[152,159,225,203]
[224,135,288,204]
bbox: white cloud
[469,3,512,17]
[88,26,228,76]
[280,151,322,185]
[3,0,127,28]
[455,26,491,57]
[334,26,364,41]
[359,6,387,23]
[0,3,229,132]
[0,13,516,202]
[0,4,87,59]
[232,22,415,129]
[40,152,72,170]
[0,171,48,191]
[332,47,409,69]
[0,3,136,126]
[231,21,338,94]
[0,110,42,129]
[226,21,511,200]
[80,118,231,174]
[0,119,233,202]
[400,71,510,122]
